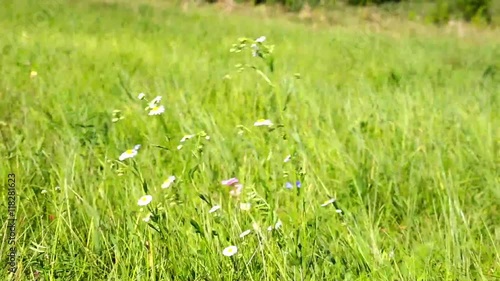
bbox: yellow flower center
[126,149,134,154]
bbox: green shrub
[429,0,452,24]
[256,0,322,12]
[203,0,494,25]
[456,0,492,22]
[428,0,492,24]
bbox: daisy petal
[283,155,291,163]
[180,134,195,143]
[209,205,221,213]
[221,178,239,186]
[255,36,266,43]
[239,229,252,238]
[321,198,336,207]
[148,96,162,108]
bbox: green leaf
[199,193,211,205]
[151,145,170,151]
[190,219,204,235]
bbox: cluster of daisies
[119,127,339,258]
[230,35,272,60]
[138,93,165,116]
[251,36,266,57]
[116,36,340,258]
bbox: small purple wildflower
[285,181,301,189]
[222,178,239,186]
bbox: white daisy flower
[335,209,343,214]
[284,155,291,163]
[229,184,244,197]
[161,176,176,189]
[205,135,211,140]
[138,93,146,100]
[180,134,195,143]
[41,190,47,194]
[254,119,273,127]
[239,229,252,238]
[267,225,274,231]
[252,222,260,231]
[177,145,183,150]
[222,245,238,257]
[148,105,165,116]
[255,36,266,43]
[30,70,38,78]
[119,149,138,161]
[239,203,251,211]
[134,144,141,151]
[251,44,259,57]
[321,198,336,207]
[275,219,283,229]
[142,213,152,222]
[148,96,162,108]
[389,250,395,259]
[209,205,221,213]
[137,195,153,206]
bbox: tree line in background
[211,0,494,25]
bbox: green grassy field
[1,0,499,280]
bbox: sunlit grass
[0,0,499,280]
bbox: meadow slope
[0,0,499,280]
